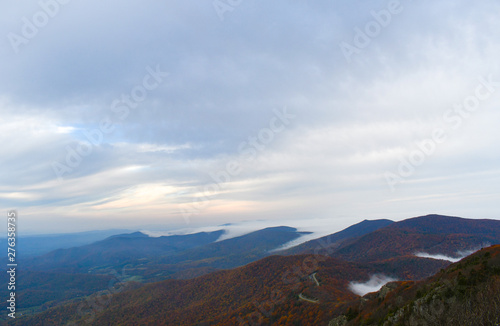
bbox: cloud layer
[1,0,500,233]
[415,248,480,262]
[349,274,398,296]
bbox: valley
[2,214,500,325]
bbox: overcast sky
[1,0,499,234]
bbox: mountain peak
[109,231,149,239]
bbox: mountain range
[4,214,500,325]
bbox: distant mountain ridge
[24,230,225,273]
[9,214,500,325]
[160,226,308,265]
[22,215,500,280]
[23,226,309,280]
[282,219,394,255]
[0,229,132,258]
[331,214,500,264]
[386,214,500,236]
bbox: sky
[1,0,499,234]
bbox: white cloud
[142,216,357,246]
[349,274,398,296]
[55,126,78,134]
[415,248,480,263]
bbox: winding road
[298,293,319,304]
[298,272,321,303]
